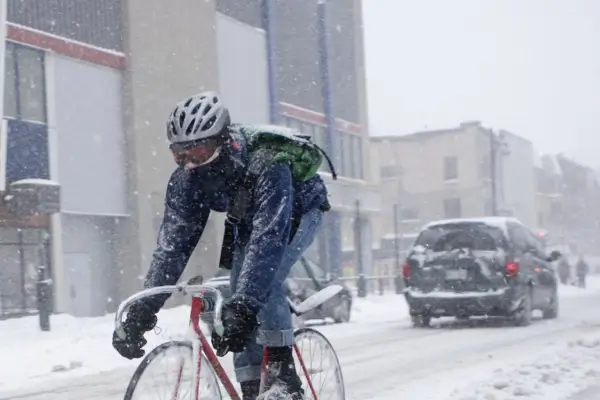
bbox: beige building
[370,121,536,247]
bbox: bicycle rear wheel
[293,327,345,400]
[124,340,222,400]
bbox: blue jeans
[230,208,323,382]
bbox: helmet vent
[203,115,217,131]
[185,120,195,136]
[178,111,186,129]
[191,102,202,115]
[202,104,212,116]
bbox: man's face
[170,140,221,169]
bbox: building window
[287,117,301,131]
[312,124,324,148]
[341,131,353,178]
[484,198,493,215]
[550,201,562,217]
[480,154,490,180]
[400,207,418,221]
[444,197,462,218]
[380,165,399,178]
[300,122,313,137]
[444,156,458,181]
[4,43,47,123]
[4,45,17,119]
[352,135,364,179]
[313,125,328,172]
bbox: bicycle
[115,276,346,399]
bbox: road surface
[1,289,600,399]
[571,386,600,400]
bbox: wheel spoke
[294,328,345,400]
[124,341,223,400]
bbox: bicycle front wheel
[124,341,222,400]
[293,327,345,400]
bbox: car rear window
[415,223,507,252]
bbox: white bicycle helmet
[166,91,230,145]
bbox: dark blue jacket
[139,128,329,315]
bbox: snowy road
[2,284,600,400]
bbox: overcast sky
[362,0,600,167]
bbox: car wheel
[513,289,533,327]
[542,290,559,319]
[333,297,351,323]
[411,315,431,328]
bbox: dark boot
[264,346,305,399]
[241,380,260,400]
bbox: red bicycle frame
[187,294,319,400]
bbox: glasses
[170,140,220,168]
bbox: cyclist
[112,91,332,399]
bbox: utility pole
[393,203,401,272]
[261,0,279,124]
[489,130,508,216]
[317,0,341,278]
[393,203,403,293]
[355,200,366,297]
[490,131,498,216]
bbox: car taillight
[402,262,411,280]
[506,262,520,277]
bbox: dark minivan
[403,217,561,327]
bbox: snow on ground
[447,331,600,400]
[0,303,193,391]
[434,278,600,400]
[0,291,406,393]
[1,277,600,399]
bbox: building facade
[1,0,379,317]
[370,122,536,252]
[536,154,600,257]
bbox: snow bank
[448,330,600,400]
[559,277,600,298]
[351,293,408,323]
[0,305,193,392]
[0,292,406,392]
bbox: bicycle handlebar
[114,283,224,340]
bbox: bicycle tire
[293,327,345,400]
[124,340,222,400]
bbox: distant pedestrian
[576,256,589,288]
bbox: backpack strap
[218,172,255,271]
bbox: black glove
[112,309,157,360]
[211,300,258,357]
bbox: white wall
[61,214,116,316]
[500,131,537,227]
[216,13,270,124]
[52,54,126,216]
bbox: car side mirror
[547,250,562,262]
